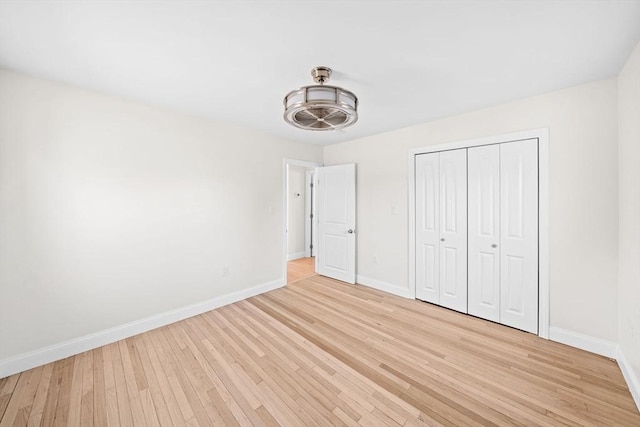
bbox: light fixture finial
[311,66,332,85]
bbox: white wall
[287,164,307,259]
[618,42,640,402]
[324,78,619,343]
[0,70,322,364]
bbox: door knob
[492,244,498,248]
[440,238,445,241]
[347,229,354,234]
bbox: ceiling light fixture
[283,66,358,131]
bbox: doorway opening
[283,159,320,285]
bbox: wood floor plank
[0,375,20,401]
[79,351,94,427]
[101,343,120,427]
[1,268,638,426]
[54,357,76,426]
[132,335,170,427]
[39,360,64,427]
[91,348,107,427]
[0,397,10,424]
[147,329,197,425]
[26,364,53,427]
[0,378,9,399]
[157,327,211,427]
[138,333,186,427]
[194,316,293,426]
[66,355,84,426]
[116,341,145,426]
[173,321,244,427]
[7,366,42,427]
[110,342,133,427]
[0,371,30,426]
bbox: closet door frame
[408,128,550,339]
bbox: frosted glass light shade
[283,84,358,131]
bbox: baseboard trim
[356,275,413,299]
[0,278,285,378]
[548,327,617,358]
[617,346,640,411]
[287,252,306,261]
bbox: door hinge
[310,244,313,250]
[310,182,314,188]
[310,213,314,219]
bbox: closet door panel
[500,140,538,334]
[415,153,440,303]
[468,145,500,322]
[439,149,467,313]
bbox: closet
[415,138,539,334]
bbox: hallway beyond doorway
[287,257,316,284]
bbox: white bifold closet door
[467,144,501,323]
[468,140,538,334]
[415,149,467,313]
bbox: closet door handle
[440,238,445,242]
[491,244,498,248]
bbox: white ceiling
[1,1,639,145]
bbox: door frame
[408,128,550,339]
[282,158,322,283]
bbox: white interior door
[316,164,356,284]
[468,145,501,322]
[415,153,440,303]
[438,150,468,313]
[500,140,538,334]
[415,150,467,312]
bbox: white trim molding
[549,327,617,358]
[408,128,550,339]
[356,275,413,299]
[0,278,285,378]
[287,251,306,261]
[549,327,640,411]
[617,346,640,411]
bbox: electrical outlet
[222,266,230,277]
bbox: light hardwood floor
[287,257,316,284]
[1,273,638,426]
